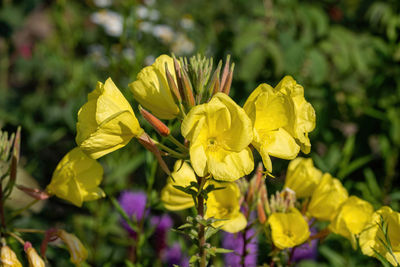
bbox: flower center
[207,138,219,151]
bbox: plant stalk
[197,176,206,267]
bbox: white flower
[93,0,113,7]
[180,16,194,30]
[148,10,160,21]
[136,6,149,19]
[138,21,153,33]
[152,24,174,44]
[172,33,195,55]
[90,10,123,37]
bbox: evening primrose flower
[161,160,196,210]
[46,147,105,207]
[205,181,247,233]
[1,245,22,267]
[129,55,180,119]
[284,157,322,198]
[182,93,254,181]
[268,208,310,249]
[274,76,316,154]
[76,78,143,159]
[359,206,400,266]
[307,173,348,221]
[243,83,299,172]
[329,196,373,247]
[57,230,88,266]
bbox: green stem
[166,135,188,152]
[14,228,45,234]
[0,181,6,231]
[153,139,186,158]
[197,176,206,267]
[179,102,187,116]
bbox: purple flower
[118,191,147,235]
[223,228,258,267]
[163,243,189,267]
[291,227,318,262]
[151,214,173,255]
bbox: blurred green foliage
[0,0,399,266]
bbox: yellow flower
[274,76,316,154]
[329,196,374,248]
[25,245,45,267]
[307,173,348,221]
[161,160,196,210]
[243,83,299,172]
[284,157,322,198]
[129,54,180,119]
[57,230,88,266]
[182,93,254,181]
[359,206,400,266]
[1,245,22,267]
[268,208,310,249]
[76,78,143,159]
[47,147,105,207]
[205,181,247,233]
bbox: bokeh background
[0,0,399,266]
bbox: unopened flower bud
[57,230,88,266]
[1,244,22,267]
[139,106,170,136]
[257,198,267,224]
[24,242,45,267]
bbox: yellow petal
[259,128,300,160]
[284,157,322,198]
[268,208,310,249]
[207,147,254,181]
[1,246,22,267]
[129,55,179,119]
[47,147,105,207]
[182,93,254,181]
[307,173,348,221]
[161,160,196,210]
[329,196,373,247]
[205,181,247,233]
[274,76,316,154]
[76,78,142,159]
[359,206,400,265]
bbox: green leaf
[205,226,220,241]
[215,248,233,254]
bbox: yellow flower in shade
[129,54,180,119]
[46,147,105,207]
[205,181,247,233]
[181,93,254,181]
[57,230,88,266]
[329,196,374,248]
[1,245,22,267]
[243,83,300,172]
[274,76,316,154]
[161,160,196,210]
[307,173,348,221]
[268,208,310,249]
[76,78,143,159]
[24,243,45,267]
[359,206,400,266]
[284,157,323,198]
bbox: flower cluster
[255,156,400,265]
[42,53,399,266]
